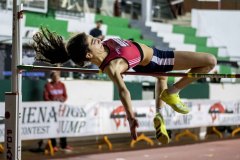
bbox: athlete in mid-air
[32,27,216,144]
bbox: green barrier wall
[0,79,45,102]
[180,83,209,99]
[114,82,142,100]
[1,80,209,102]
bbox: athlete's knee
[156,76,168,82]
[206,54,217,70]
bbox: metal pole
[11,0,20,93]
[5,1,23,159]
[142,0,152,22]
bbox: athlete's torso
[99,38,143,71]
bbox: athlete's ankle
[167,85,180,94]
[156,107,163,113]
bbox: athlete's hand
[128,117,139,140]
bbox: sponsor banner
[163,100,240,129]
[99,101,156,134]
[0,99,240,142]
[0,102,99,142]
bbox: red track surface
[53,139,240,160]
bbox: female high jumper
[32,27,216,144]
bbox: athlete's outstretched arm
[104,60,139,140]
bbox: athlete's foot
[160,89,189,114]
[153,113,170,144]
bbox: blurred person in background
[120,0,127,17]
[89,20,105,41]
[114,0,121,17]
[42,71,72,152]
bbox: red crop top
[99,38,143,71]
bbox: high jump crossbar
[18,65,240,78]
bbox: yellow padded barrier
[212,127,223,139]
[232,127,240,137]
[98,136,112,151]
[0,144,4,153]
[175,129,198,142]
[130,133,154,148]
[44,140,54,156]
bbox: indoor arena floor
[2,134,238,160]
[52,138,240,160]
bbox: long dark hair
[66,32,90,66]
[32,27,89,67]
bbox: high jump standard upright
[4,0,23,159]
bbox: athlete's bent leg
[154,76,170,144]
[161,51,216,114]
[155,76,168,113]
